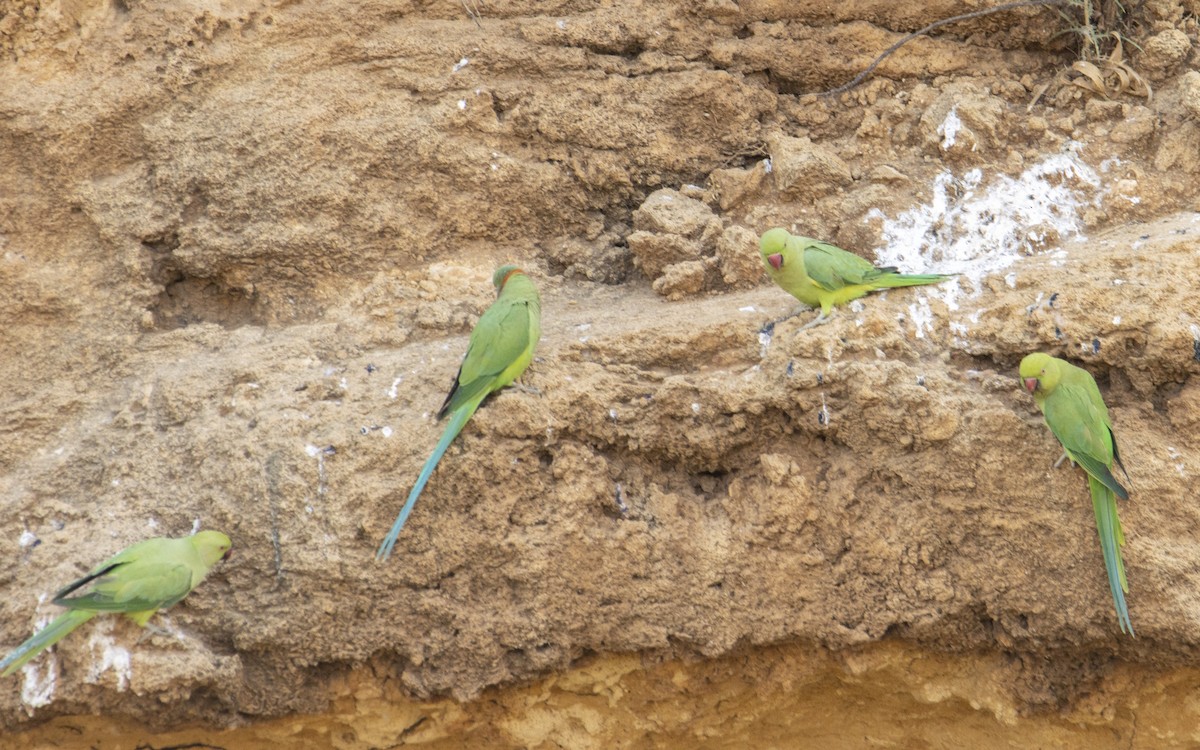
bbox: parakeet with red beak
[377,265,541,561]
[1019,352,1133,635]
[759,227,953,330]
[1,530,232,676]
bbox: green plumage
[376,265,542,561]
[759,227,953,328]
[1020,352,1133,635]
[1,530,232,676]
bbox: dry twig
[818,0,1071,97]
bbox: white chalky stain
[758,328,773,358]
[86,621,131,692]
[870,151,1101,338]
[1168,446,1187,477]
[19,657,56,707]
[938,107,962,150]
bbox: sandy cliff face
[2,0,1200,747]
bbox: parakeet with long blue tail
[759,227,954,330]
[1,530,232,676]
[377,265,541,561]
[1020,352,1134,636]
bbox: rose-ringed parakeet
[376,265,541,561]
[759,227,954,330]
[1020,352,1134,635]
[1,530,232,676]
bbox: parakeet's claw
[796,311,832,331]
[138,624,168,642]
[760,306,806,335]
[512,382,542,397]
[1053,451,1072,469]
[136,614,189,645]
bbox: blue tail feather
[376,405,476,561]
[1090,476,1134,636]
[1,609,95,676]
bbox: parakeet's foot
[138,617,184,643]
[137,627,163,643]
[796,311,832,331]
[760,306,813,335]
[512,383,542,397]
[1053,451,1073,469]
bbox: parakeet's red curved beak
[1023,377,1038,393]
[767,253,783,271]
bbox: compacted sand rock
[3,1,1200,747]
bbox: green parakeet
[759,227,953,329]
[1020,352,1134,635]
[1,530,232,676]
[377,265,542,561]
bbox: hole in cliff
[881,622,907,639]
[150,269,262,330]
[492,92,519,122]
[149,267,260,328]
[693,470,729,496]
[583,29,645,58]
[142,232,180,255]
[1151,380,1184,414]
[144,236,270,330]
[767,71,812,97]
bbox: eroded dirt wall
[2,0,1200,746]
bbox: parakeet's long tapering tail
[376,404,478,561]
[0,609,95,676]
[1090,475,1134,636]
[873,273,956,288]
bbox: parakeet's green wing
[1060,361,1133,490]
[439,299,532,417]
[49,540,150,602]
[54,560,195,613]
[803,242,895,290]
[1042,386,1128,500]
[1111,428,1132,485]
